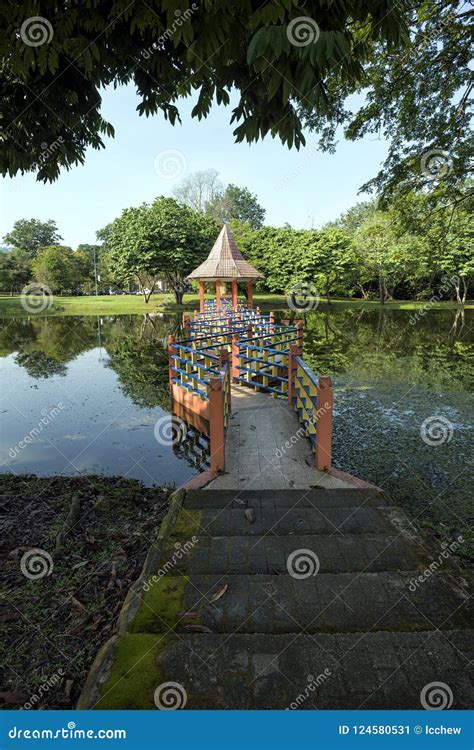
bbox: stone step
[131,572,472,635]
[187,488,386,510]
[159,534,426,575]
[94,629,473,709]
[174,504,397,537]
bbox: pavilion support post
[209,378,225,473]
[231,279,238,311]
[247,280,253,308]
[216,280,221,311]
[287,343,299,406]
[199,281,205,313]
[315,376,333,471]
[182,314,191,338]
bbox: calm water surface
[1,309,472,512]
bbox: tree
[32,246,83,293]
[302,0,472,203]
[0,251,32,294]
[354,213,424,304]
[1,3,407,181]
[206,184,266,229]
[172,170,222,213]
[299,229,357,304]
[3,219,62,258]
[103,197,217,304]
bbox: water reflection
[0,308,472,488]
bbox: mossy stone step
[93,629,473,709]
[172,505,397,537]
[130,572,472,635]
[186,488,386,510]
[156,533,427,575]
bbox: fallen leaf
[245,508,256,523]
[177,610,199,619]
[209,584,228,603]
[71,597,86,612]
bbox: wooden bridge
[168,301,345,489]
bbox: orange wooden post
[199,281,205,313]
[167,335,177,387]
[315,376,333,471]
[231,334,240,381]
[209,377,225,473]
[216,280,221,311]
[247,322,253,339]
[269,310,275,333]
[182,314,191,338]
[231,279,238,311]
[296,319,304,354]
[287,343,299,405]
[219,348,231,410]
[247,280,253,308]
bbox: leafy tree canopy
[3,218,62,258]
[2,1,407,182]
[206,184,266,229]
[101,196,218,303]
[32,245,83,292]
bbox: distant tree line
[1,180,472,305]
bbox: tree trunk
[453,279,462,305]
[378,273,387,305]
[357,283,368,300]
[174,287,184,305]
[461,276,467,306]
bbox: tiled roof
[187,224,263,280]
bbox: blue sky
[1,86,388,248]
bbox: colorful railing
[288,345,333,470]
[168,307,332,474]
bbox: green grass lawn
[0,293,471,317]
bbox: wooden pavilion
[187,224,263,312]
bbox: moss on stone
[129,575,192,633]
[173,508,202,537]
[95,634,168,709]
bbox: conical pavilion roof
[187,224,263,281]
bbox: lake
[1,308,472,555]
